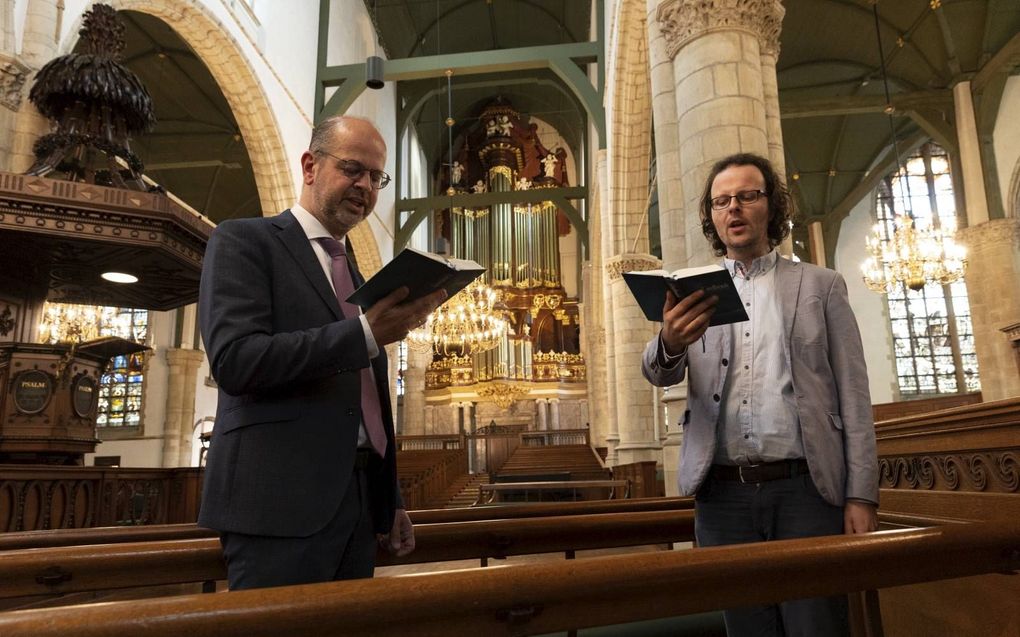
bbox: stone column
[163,348,206,468]
[549,398,561,431]
[450,402,462,436]
[959,218,1020,400]
[807,221,827,267]
[656,0,783,266]
[953,81,990,226]
[401,348,431,436]
[589,149,618,462]
[607,254,663,465]
[466,401,477,473]
[536,398,548,431]
[647,0,687,271]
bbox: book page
[669,264,724,279]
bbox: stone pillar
[647,0,687,271]
[807,221,827,267]
[656,0,783,266]
[450,402,463,435]
[163,348,206,468]
[466,402,477,473]
[548,398,560,430]
[589,149,618,462]
[536,398,548,431]
[607,254,663,465]
[959,218,1020,400]
[401,348,431,436]
[953,81,990,227]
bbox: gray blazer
[642,257,878,506]
[198,210,401,538]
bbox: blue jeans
[694,472,849,637]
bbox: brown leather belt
[709,459,809,484]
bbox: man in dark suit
[198,115,445,590]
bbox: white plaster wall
[833,196,898,404]
[994,75,1020,216]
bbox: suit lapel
[273,210,342,320]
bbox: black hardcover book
[346,247,486,308]
[622,265,749,326]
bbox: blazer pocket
[827,413,844,431]
[219,403,300,434]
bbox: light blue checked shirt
[713,250,804,465]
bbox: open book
[622,264,749,325]
[346,247,486,308]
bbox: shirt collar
[290,203,344,243]
[724,249,778,279]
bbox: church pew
[0,520,1015,637]
[0,510,696,601]
[0,496,695,551]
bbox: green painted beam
[319,42,600,85]
[315,42,606,145]
[394,187,589,251]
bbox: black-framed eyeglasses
[318,152,391,190]
[710,189,766,210]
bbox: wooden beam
[972,30,1020,94]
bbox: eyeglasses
[318,152,391,190]
[710,189,766,210]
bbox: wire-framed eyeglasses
[318,152,391,190]
[710,189,766,210]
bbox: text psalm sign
[13,370,53,414]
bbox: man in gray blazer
[642,153,878,636]
[198,116,445,589]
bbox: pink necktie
[318,237,387,458]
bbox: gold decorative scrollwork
[476,382,530,409]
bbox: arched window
[875,143,980,397]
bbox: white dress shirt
[291,204,379,448]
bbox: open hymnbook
[622,264,749,325]
[346,248,485,308]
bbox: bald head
[309,115,385,158]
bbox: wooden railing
[0,519,1015,636]
[0,467,203,532]
[475,479,629,505]
[0,510,696,602]
[872,391,982,422]
[520,428,590,446]
[0,497,696,551]
[394,434,463,451]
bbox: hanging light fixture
[38,302,101,343]
[406,68,508,356]
[860,2,966,293]
[407,278,508,356]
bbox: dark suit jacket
[197,209,401,538]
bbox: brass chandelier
[406,278,508,356]
[860,2,967,294]
[861,214,967,292]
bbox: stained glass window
[875,143,980,397]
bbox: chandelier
[406,278,508,356]
[862,215,967,292]
[38,303,101,343]
[859,2,967,295]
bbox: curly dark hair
[699,153,792,257]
